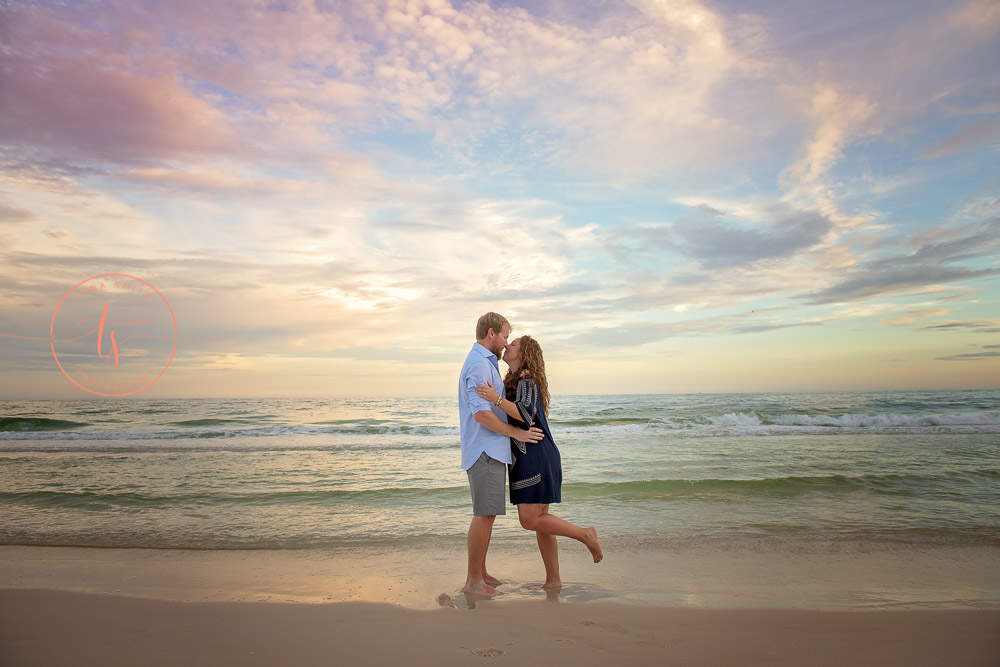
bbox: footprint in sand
[472,647,505,658]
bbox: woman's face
[502,337,522,369]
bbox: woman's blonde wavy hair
[503,335,550,416]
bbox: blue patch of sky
[448,162,694,231]
[350,128,439,168]
[829,133,995,226]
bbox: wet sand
[2,542,998,609]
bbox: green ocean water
[1,391,998,550]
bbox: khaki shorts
[466,451,507,516]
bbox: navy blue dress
[508,378,562,505]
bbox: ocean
[2,390,999,554]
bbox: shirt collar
[473,342,499,368]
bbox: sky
[1,0,999,398]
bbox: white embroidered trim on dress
[515,379,538,424]
[511,473,541,490]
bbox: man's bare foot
[584,527,603,563]
[483,573,504,587]
[542,579,562,589]
[463,580,504,596]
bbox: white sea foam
[3,394,1000,444]
[0,423,461,441]
[4,413,1000,444]
[553,411,1000,436]
[768,412,1000,428]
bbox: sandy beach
[1,545,998,666]
[2,588,998,666]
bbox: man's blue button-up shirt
[458,343,510,470]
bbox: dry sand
[2,588,998,666]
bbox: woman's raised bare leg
[517,503,603,563]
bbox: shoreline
[2,541,998,611]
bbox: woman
[476,335,602,589]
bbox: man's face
[489,324,510,359]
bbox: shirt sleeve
[514,378,539,425]
[464,360,497,414]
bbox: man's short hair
[476,312,510,340]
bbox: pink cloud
[0,5,245,165]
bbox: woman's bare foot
[483,573,504,587]
[584,527,603,563]
[542,579,562,589]
[463,580,504,596]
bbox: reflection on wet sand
[451,581,615,609]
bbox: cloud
[779,83,876,195]
[800,218,1000,304]
[116,167,247,191]
[949,0,1000,38]
[559,307,830,348]
[2,0,1000,396]
[731,320,824,335]
[879,308,953,327]
[920,320,1000,332]
[0,184,599,362]
[562,317,732,348]
[803,267,1000,305]
[0,6,245,166]
[0,203,35,223]
[672,205,833,269]
[923,116,1000,159]
[0,0,774,183]
[2,0,994,198]
[936,350,1000,361]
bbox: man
[458,312,543,596]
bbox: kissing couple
[458,312,602,596]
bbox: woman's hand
[476,382,500,404]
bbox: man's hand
[517,426,544,443]
[473,410,544,443]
